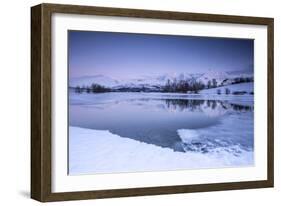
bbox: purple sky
[68,30,254,79]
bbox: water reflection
[69,97,254,153]
[165,99,205,111]
[164,99,253,112]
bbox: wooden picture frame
[31,3,274,202]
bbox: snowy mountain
[197,69,253,86]
[69,75,119,88]
[197,70,229,85]
[69,70,253,92]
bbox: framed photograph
[31,3,274,202]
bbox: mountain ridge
[69,70,253,91]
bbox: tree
[82,85,86,91]
[167,79,171,89]
[207,80,212,89]
[212,79,217,88]
[163,79,172,92]
[75,86,82,93]
[162,78,205,93]
[91,83,111,93]
[86,86,91,93]
[225,88,230,95]
[192,81,205,93]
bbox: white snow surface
[69,126,253,175]
[200,82,253,94]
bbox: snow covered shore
[200,82,253,95]
[69,126,253,175]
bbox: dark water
[69,93,254,153]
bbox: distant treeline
[162,76,253,93]
[232,77,253,84]
[220,76,253,86]
[73,77,253,94]
[74,84,111,93]
[162,79,205,93]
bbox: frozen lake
[68,92,254,174]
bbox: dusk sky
[68,30,254,79]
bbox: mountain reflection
[70,96,254,153]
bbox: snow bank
[200,82,253,95]
[69,126,253,175]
